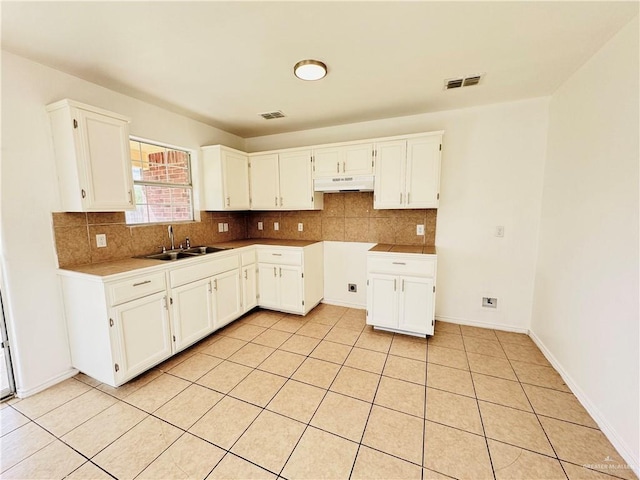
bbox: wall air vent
[445,73,484,90]
[259,111,285,120]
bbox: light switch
[495,226,505,237]
[416,224,425,235]
[274,222,279,231]
[298,223,303,232]
[258,221,263,231]
[223,223,229,232]
[218,223,224,233]
[96,234,107,248]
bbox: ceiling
[2,2,637,138]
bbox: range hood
[314,175,374,193]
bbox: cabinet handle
[280,197,283,206]
[163,296,168,309]
[394,279,397,291]
[81,189,86,199]
[343,161,345,172]
[226,196,230,207]
[402,279,405,292]
[407,192,410,204]
[336,162,340,173]
[400,192,403,204]
[271,253,282,256]
[279,267,282,277]
[128,190,133,204]
[244,269,248,280]
[132,280,151,287]
[109,318,114,327]
[273,267,277,277]
[275,196,278,207]
[208,281,212,293]
[392,262,406,265]
[213,279,218,291]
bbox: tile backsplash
[52,211,247,267]
[53,193,436,267]
[246,192,436,246]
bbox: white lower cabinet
[60,242,323,387]
[366,252,437,336]
[112,291,173,381]
[256,243,323,315]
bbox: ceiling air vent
[259,111,285,120]
[445,74,484,90]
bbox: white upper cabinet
[313,142,374,177]
[374,134,442,209]
[249,150,323,210]
[47,99,134,212]
[202,145,250,211]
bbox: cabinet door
[249,154,280,209]
[112,291,172,383]
[279,150,314,209]
[374,140,406,209]
[279,265,303,313]
[398,276,434,336]
[77,108,134,211]
[242,264,258,312]
[223,150,251,209]
[213,269,242,329]
[313,147,342,177]
[258,264,279,309]
[367,273,398,329]
[172,278,214,351]
[405,137,441,208]
[343,143,374,175]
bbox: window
[126,139,194,224]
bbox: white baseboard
[321,299,366,310]
[16,368,79,398]
[435,314,529,334]
[529,330,639,477]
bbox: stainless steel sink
[182,246,229,254]
[142,246,231,261]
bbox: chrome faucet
[168,225,175,251]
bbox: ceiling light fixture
[294,59,327,81]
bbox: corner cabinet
[249,150,324,210]
[366,251,437,337]
[47,99,135,212]
[202,145,250,210]
[374,133,442,209]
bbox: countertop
[369,244,437,255]
[59,238,323,277]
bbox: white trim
[16,368,78,398]
[435,314,529,334]
[321,299,366,310]
[529,330,639,477]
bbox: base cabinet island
[59,240,323,387]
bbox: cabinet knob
[128,190,133,204]
[275,196,278,207]
[81,189,86,199]
[337,162,340,173]
[226,197,230,207]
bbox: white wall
[0,52,244,396]
[531,17,639,473]
[248,98,549,332]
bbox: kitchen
[0,2,638,479]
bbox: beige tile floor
[1,305,636,480]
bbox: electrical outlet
[348,283,357,293]
[96,234,107,248]
[223,223,229,232]
[495,226,504,237]
[482,297,498,308]
[298,223,303,232]
[274,222,279,231]
[417,224,425,235]
[218,223,224,233]
[257,221,263,231]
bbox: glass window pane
[125,204,149,224]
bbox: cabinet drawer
[257,249,302,266]
[367,255,436,277]
[170,254,239,287]
[241,249,256,266]
[108,272,166,306]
